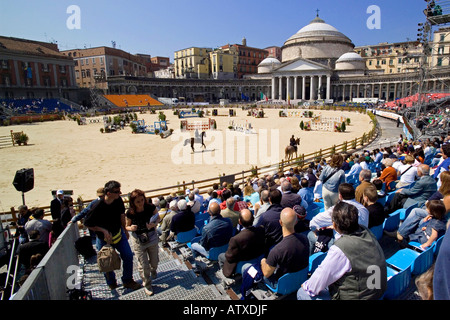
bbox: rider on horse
[290,135,298,153]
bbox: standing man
[50,189,64,221]
[83,180,142,291]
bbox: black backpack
[74,236,97,259]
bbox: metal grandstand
[405,0,450,138]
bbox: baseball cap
[57,190,64,195]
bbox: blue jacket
[401,175,438,208]
[199,215,233,251]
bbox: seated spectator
[170,199,195,236]
[280,180,307,209]
[386,200,447,249]
[306,168,317,188]
[345,156,362,179]
[189,202,233,272]
[219,189,233,210]
[207,191,221,211]
[219,209,265,278]
[396,155,418,188]
[297,178,314,208]
[25,208,52,246]
[387,164,437,214]
[308,183,369,254]
[253,189,270,226]
[293,204,309,234]
[355,169,374,205]
[372,179,386,198]
[157,199,169,220]
[297,202,387,300]
[220,197,240,229]
[243,184,260,207]
[158,200,178,244]
[17,230,49,274]
[363,185,387,228]
[255,189,284,252]
[187,192,201,214]
[261,207,309,288]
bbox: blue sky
[0,0,428,61]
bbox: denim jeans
[190,236,208,261]
[96,229,134,286]
[398,208,428,239]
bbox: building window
[1,60,8,69]
[437,58,443,66]
[440,34,445,42]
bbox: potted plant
[17,133,29,145]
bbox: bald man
[260,207,309,287]
[219,209,265,278]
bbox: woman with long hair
[125,189,160,296]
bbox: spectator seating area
[1,98,74,115]
[383,93,450,111]
[103,95,164,108]
[161,157,445,300]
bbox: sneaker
[144,287,154,296]
[108,282,118,290]
[123,280,142,291]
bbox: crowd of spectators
[9,132,450,300]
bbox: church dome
[336,52,364,63]
[281,15,355,63]
[258,57,281,73]
[286,16,350,43]
[335,52,365,71]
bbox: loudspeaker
[13,168,34,193]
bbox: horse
[183,130,206,152]
[285,137,300,161]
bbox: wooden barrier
[181,118,215,131]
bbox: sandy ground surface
[0,107,371,211]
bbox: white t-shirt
[397,164,418,183]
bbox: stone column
[294,76,298,101]
[326,76,331,101]
[302,76,306,100]
[342,85,346,101]
[272,77,276,100]
[279,76,283,100]
[318,76,322,100]
[286,76,291,102]
[310,76,315,101]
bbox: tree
[341,121,346,132]
[300,120,304,130]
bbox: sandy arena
[0,107,371,211]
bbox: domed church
[254,14,366,102]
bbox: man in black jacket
[219,209,265,278]
[255,189,284,252]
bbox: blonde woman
[319,154,346,210]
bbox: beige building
[174,47,212,79]
[431,27,450,69]
[210,46,238,80]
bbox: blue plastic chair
[383,211,400,232]
[175,228,198,244]
[306,203,321,221]
[265,267,309,295]
[206,243,229,261]
[386,243,436,276]
[397,202,419,221]
[235,254,264,275]
[383,265,411,300]
[434,235,445,257]
[308,252,327,274]
[370,223,384,241]
[384,191,396,207]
